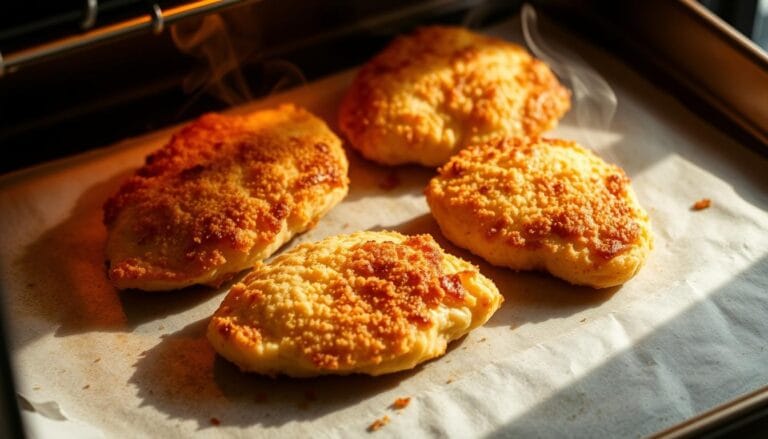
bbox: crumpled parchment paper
[1,16,766,439]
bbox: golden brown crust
[339,26,570,166]
[207,231,503,377]
[425,137,653,288]
[104,105,349,291]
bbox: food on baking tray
[207,231,503,377]
[103,104,349,291]
[425,137,653,288]
[338,25,570,167]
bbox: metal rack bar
[651,384,768,438]
[0,0,254,77]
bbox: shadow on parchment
[484,255,768,438]
[129,317,468,430]
[380,213,619,328]
[13,171,221,344]
[343,147,436,203]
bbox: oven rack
[0,0,253,77]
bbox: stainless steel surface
[0,0,255,77]
[600,0,768,147]
[651,384,768,438]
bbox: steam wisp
[521,4,618,157]
[170,11,305,114]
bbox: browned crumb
[103,106,348,291]
[428,137,645,262]
[479,337,487,343]
[211,233,483,374]
[446,378,454,384]
[210,417,221,426]
[207,230,502,378]
[691,198,711,211]
[32,386,41,391]
[392,397,411,410]
[93,358,101,363]
[579,318,586,323]
[378,171,401,191]
[82,384,90,390]
[339,26,571,167]
[368,415,390,432]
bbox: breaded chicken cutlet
[339,26,570,167]
[425,137,652,288]
[103,105,349,291]
[207,231,503,377]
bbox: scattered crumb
[378,171,401,191]
[93,357,101,363]
[691,198,711,211]
[342,223,350,229]
[82,384,90,390]
[479,337,487,343]
[32,386,40,391]
[26,283,35,289]
[446,379,454,384]
[579,318,586,323]
[461,346,468,350]
[210,417,221,426]
[368,415,390,432]
[391,397,411,410]
[158,325,165,330]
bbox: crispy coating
[103,105,349,291]
[339,26,570,167]
[207,231,503,377]
[425,137,653,288]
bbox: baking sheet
[1,16,767,438]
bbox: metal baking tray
[0,1,766,437]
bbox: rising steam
[172,14,253,107]
[170,12,305,113]
[521,4,618,156]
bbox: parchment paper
[1,17,767,438]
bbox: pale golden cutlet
[103,104,349,291]
[425,137,653,288]
[207,231,503,377]
[339,25,571,167]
